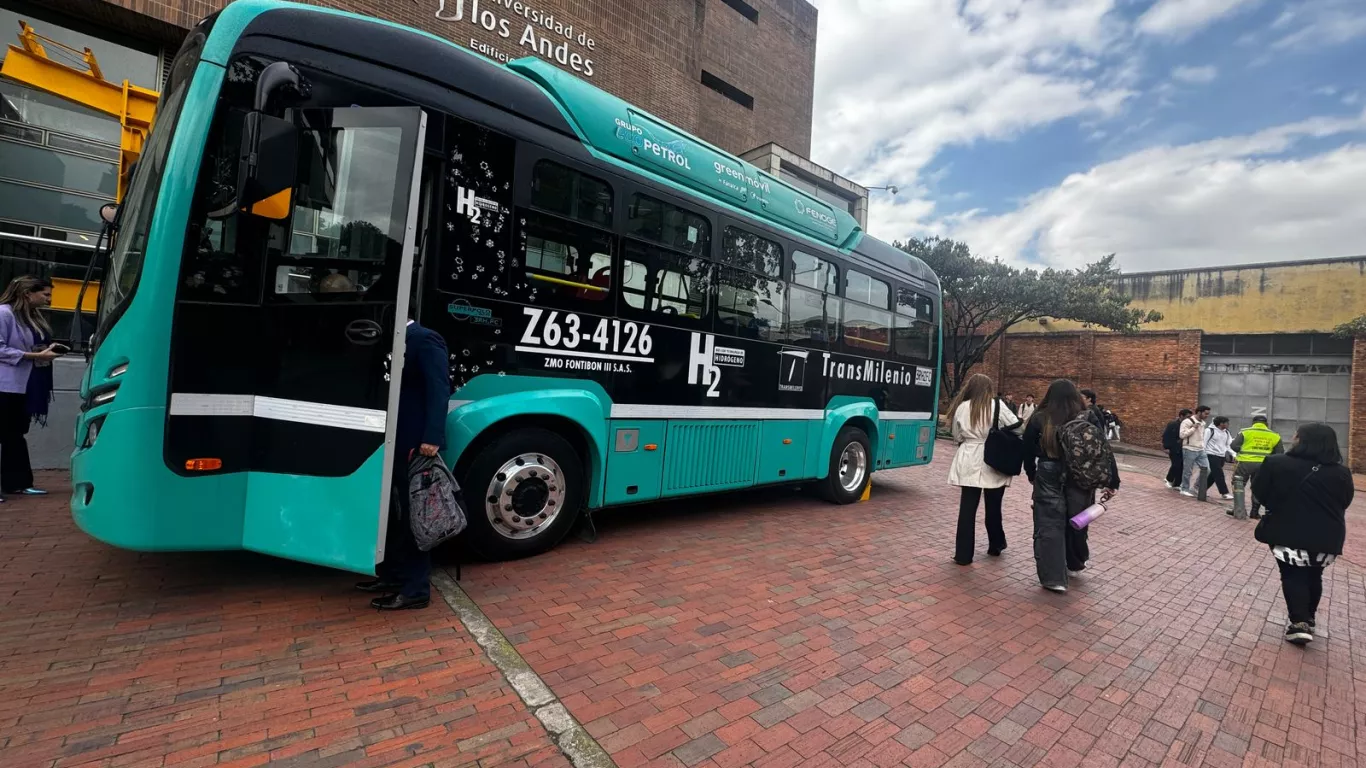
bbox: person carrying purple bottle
[1021,379,1120,594]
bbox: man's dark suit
[378,320,451,600]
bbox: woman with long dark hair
[1252,423,1352,645]
[1022,378,1119,593]
[0,276,60,498]
[946,373,1019,565]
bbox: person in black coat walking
[1023,379,1120,594]
[1252,423,1352,645]
[1162,409,1192,489]
[356,311,452,610]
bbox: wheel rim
[838,441,868,493]
[484,452,566,540]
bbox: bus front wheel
[462,428,584,560]
[821,425,870,504]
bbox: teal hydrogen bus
[70,0,942,573]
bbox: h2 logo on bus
[518,308,654,360]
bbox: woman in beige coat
[948,373,1020,564]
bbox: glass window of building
[0,9,158,240]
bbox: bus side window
[516,210,613,312]
[530,160,613,228]
[893,316,936,361]
[721,226,783,277]
[894,285,936,362]
[625,193,710,257]
[786,250,838,348]
[784,285,838,348]
[619,239,712,327]
[715,266,785,341]
[791,250,837,293]
[842,271,892,354]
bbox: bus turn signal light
[782,438,792,445]
[644,444,658,451]
[185,458,222,471]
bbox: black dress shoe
[371,594,430,611]
[355,579,403,593]
[988,546,1005,556]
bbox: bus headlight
[83,416,104,448]
[91,388,118,406]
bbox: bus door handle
[344,319,383,346]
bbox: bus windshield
[94,32,201,342]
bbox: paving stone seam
[432,567,616,768]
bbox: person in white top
[947,373,1020,564]
[1017,395,1036,424]
[1179,405,1211,497]
[1203,416,1236,499]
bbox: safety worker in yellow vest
[1229,416,1283,519]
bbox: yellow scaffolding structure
[1,21,160,202]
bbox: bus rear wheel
[462,428,583,560]
[820,425,870,504]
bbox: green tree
[1332,315,1366,339]
[896,237,1163,399]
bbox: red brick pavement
[464,440,1366,768]
[1117,450,1366,568]
[0,471,568,768]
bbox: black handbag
[983,398,1024,476]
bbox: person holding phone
[0,276,61,498]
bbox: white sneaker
[1165,481,1176,489]
[1222,494,1234,500]
[1180,490,1196,497]
[1044,585,1067,593]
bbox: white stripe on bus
[169,394,387,433]
[609,405,825,420]
[513,345,655,363]
[443,400,934,422]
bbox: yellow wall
[1031,258,1366,334]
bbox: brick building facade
[973,331,1203,449]
[31,0,817,156]
[973,257,1366,473]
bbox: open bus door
[219,87,428,574]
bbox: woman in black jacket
[1251,423,1353,645]
[1022,379,1120,593]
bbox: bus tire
[820,425,871,504]
[461,427,584,560]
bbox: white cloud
[940,112,1366,271]
[1171,64,1218,83]
[809,0,1134,230]
[1269,0,1366,50]
[1137,0,1260,38]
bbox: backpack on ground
[408,454,467,552]
[1059,413,1114,491]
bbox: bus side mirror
[236,112,298,220]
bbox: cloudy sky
[806,0,1366,272]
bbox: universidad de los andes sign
[436,0,598,77]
